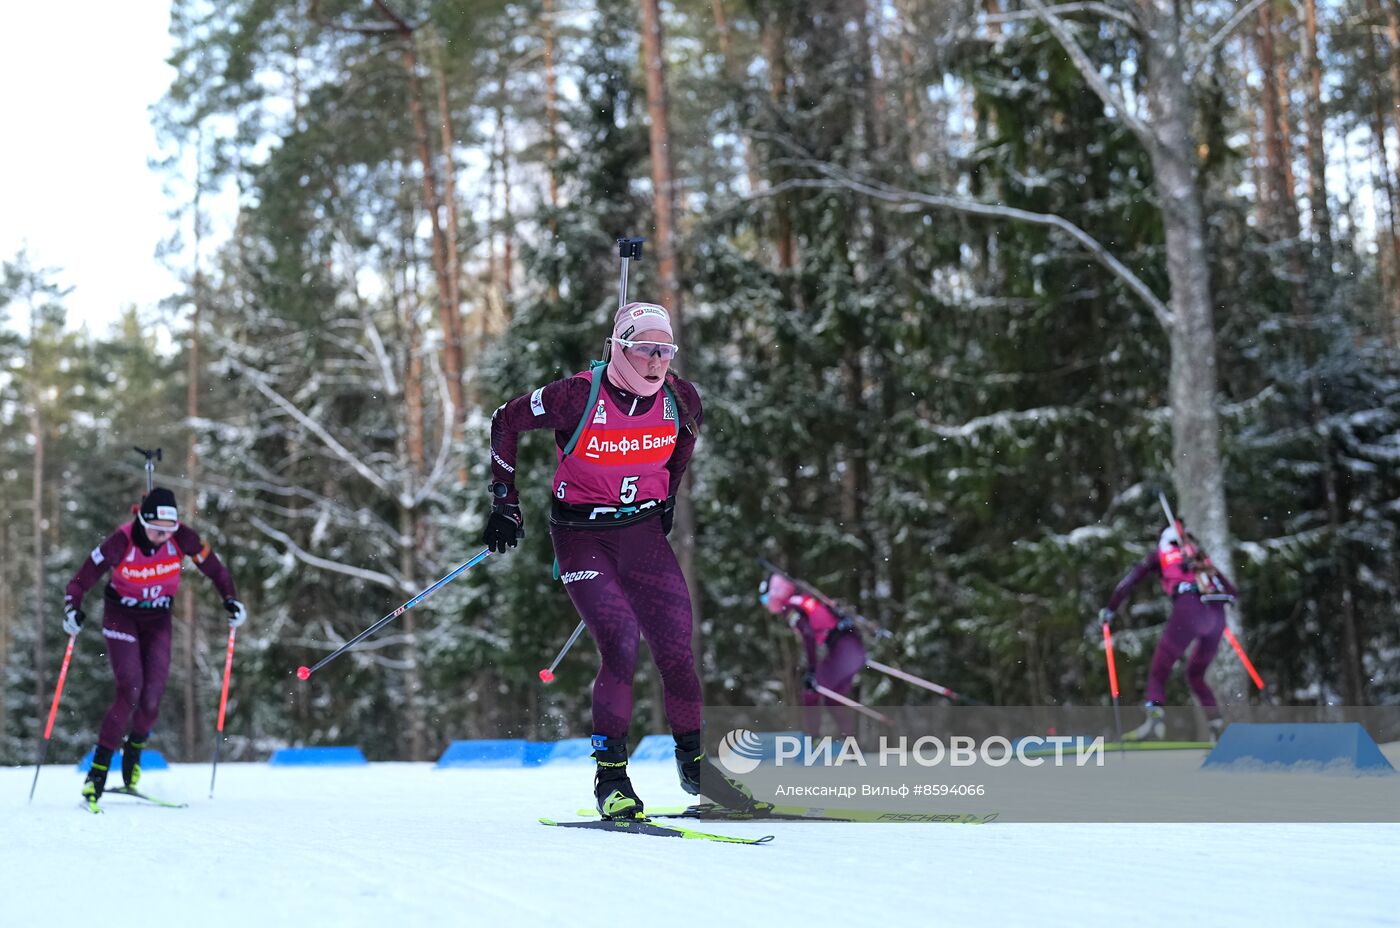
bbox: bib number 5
[619,476,639,505]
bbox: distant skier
[760,570,867,736]
[1099,523,1237,741]
[483,302,751,819]
[63,487,246,808]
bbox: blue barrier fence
[1203,722,1395,774]
[269,746,369,766]
[77,749,169,773]
[436,737,598,768]
[68,735,782,769]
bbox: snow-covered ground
[5,759,1398,928]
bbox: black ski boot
[674,729,705,795]
[1125,702,1166,742]
[122,732,148,789]
[673,729,766,813]
[1208,715,1226,744]
[82,745,113,809]
[592,735,644,820]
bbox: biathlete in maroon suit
[482,301,754,819]
[63,487,246,804]
[1099,524,1237,741]
[760,572,867,736]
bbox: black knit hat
[138,487,180,530]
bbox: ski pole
[812,683,892,725]
[1101,620,1124,748]
[539,237,650,681]
[296,548,492,681]
[1156,488,1182,539]
[29,634,77,802]
[864,659,982,705]
[210,626,236,798]
[538,621,587,684]
[1223,627,1266,692]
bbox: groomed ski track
[5,759,1397,927]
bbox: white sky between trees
[0,2,182,334]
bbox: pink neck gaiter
[606,352,664,396]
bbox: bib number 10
[619,476,639,505]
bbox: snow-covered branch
[249,514,407,593]
[762,164,1173,329]
[226,355,394,497]
[1023,0,1155,152]
[1194,0,1271,74]
[986,2,1139,30]
[412,347,458,508]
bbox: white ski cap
[614,302,673,342]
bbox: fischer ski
[105,786,189,808]
[576,804,999,824]
[540,817,774,844]
[576,804,847,822]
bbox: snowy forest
[2,0,1399,765]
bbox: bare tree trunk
[486,110,501,339]
[399,507,426,760]
[181,283,203,760]
[847,0,884,600]
[542,0,562,303]
[1255,0,1308,317]
[639,0,682,321]
[497,69,515,316]
[761,9,796,270]
[1,518,12,745]
[401,240,428,759]
[640,0,704,694]
[543,0,561,213]
[429,34,468,432]
[895,0,923,166]
[1302,0,1333,268]
[375,3,467,472]
[1244,34,1269,232]
[1383,0,1400,173]
[985,0,1004,36]
[1133,0,1236,660]
[30,308,46,716]
[431,40,462,319]
[1255,1,1294,237]
[1364,1,1400,331]
[711,0,763,193]
[1383,0,1400,337]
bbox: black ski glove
[1097,607,1115,627]
[482,503,524,553]
[801,671,817,692]
[835,616,857,634]
[661,496,676,536]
